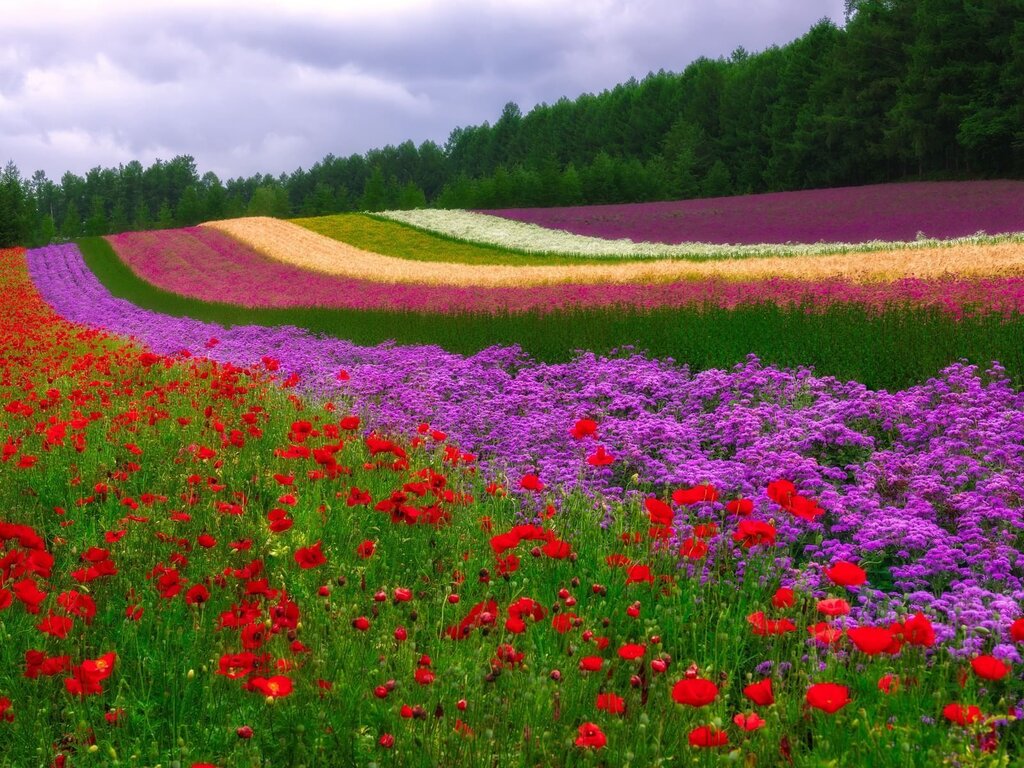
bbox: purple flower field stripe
[25,242,1024,650]
[109,227,1024,317]
[484,180,1024,245]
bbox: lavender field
[485,181,1024,245]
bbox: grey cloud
[2,0,846,180]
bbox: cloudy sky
[1,0,845,181]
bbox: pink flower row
[108,227,1024,317]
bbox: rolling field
[482,180,1024,245]
[4,182,1024,767]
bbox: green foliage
[0,161,31,247]
[246,185,291,218]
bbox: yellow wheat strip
[202,217,1024,287]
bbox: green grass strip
[292,213,638,265]
[78,235,1024,390]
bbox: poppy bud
[565,597,577,607]
[457,699,467,711]
[236,725,253,739]
[409,611,418,621]
[550,670,562,682]
[480,612,495,625]
[374,686,388,699]
[531,546,542,558]
[318,585,330,597]
[630,675,642,688]
[592,584,603,594]
[571,577,580,588]
[336,575,347,587]
[558,588,571,599]
[434,704,444,718]
[379,733,394,749]
[385,679,396,691]
[448,594,460,604]
[569,553,577,562]
[413,705,427,720]
[650,635,661,644]
[651,658,667,674]
[374,591,387,602]
[582,630,594,642]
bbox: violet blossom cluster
[27,243,1024,649]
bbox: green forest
[1,0,1022,248]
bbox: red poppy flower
[789,495,825,522]
[618,644,646,660]
[671,677,719,707]
[766,479,796,506]
[732,519,776,549]
[816,598,851,617]
[570,419,598,439]
[679,537,708,560]
[673,484,718,505]
[848,626,896,656]
[37,613,74,639]
[644,497,673,525]
[743,678,774,706]
[294,541,326,569]
[249,676,293,698]
[519,474,545,492]
[185,584,210,605]
[596,692,625,714]
[807,622,844,645]
[901,612,936,647]
[688,725,728,747]
[586,446,614,466]
[747,611,796,636]
[726,498,753,516]
[574,722,606,749]
[943,703,983,725]
[1011,617,1024,643]
[771,587,795,608]
[57,590,97,623]
[825,561,867,587]
[579,656,603,672]
[878,674,899,694]
[625,564,654,584]
[971,655,1010,681]
[733,712,766,731]
[806,683,850,713]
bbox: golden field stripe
[202,217,1024,288]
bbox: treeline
[2,0,1022,247]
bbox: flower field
[5,182,1024,767]
[106,226,1024,316]
[204,216,1024,287]
[482,180,1024,245]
